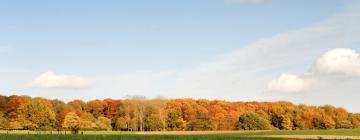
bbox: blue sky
[1,0,360,112]
[0,0,345,74]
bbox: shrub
[238,112,271,130]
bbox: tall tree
[19,98,57,130]
[62,112,81,134]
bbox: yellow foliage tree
[62,112,81,134]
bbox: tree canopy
[0,95,357,132]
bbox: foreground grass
[0,129,359,140]
[253,129,360,136]
[0,134,282,140]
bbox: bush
[336,120,353,129]
[186,114,215,131]
[238,112,271,130]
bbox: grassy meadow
[0,129,359,140]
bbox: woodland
[0,95,359,133]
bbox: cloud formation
[312,48,360,76]
[268,74,309,93]
[28,72,92,89]
[268,48,360,93]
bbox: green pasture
[0,129,358,140]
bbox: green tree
[62,112,81,134]
[167,109,185,130]
[186,113,215,131]
[238,112,271,130]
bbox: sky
[1,0,360,112]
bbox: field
[0,129,359,140]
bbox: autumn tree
[96,116,111,130]
[103,99,122,126]
[19,98,57,130]
[0,112,5,129]
[87,100,107,118]
[0,96,7,113]
[312,114,336,129]
[144,115,165,131]
[5,96,30,121]
[68,100,87,116]
[62,112,81,134]
[167,109,185,130]
[51,99,69,130]
[349,113,360,128]
[79,112,97,130]
[125,96,146,131]
[115,117,128,130]
[0,95,357,131]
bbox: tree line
[0,95,359,133]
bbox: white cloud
[312,48,360,76]
[28,72,92,89]
[268,48,360,93]
[268,74,309,93]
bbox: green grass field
[0,129,359,140]
[0,134,281,140]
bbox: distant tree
[270,114,293,130]
[336,120,353,129]
[96,116,111,130]
[0,96,7,113]
[103,99,122,125]
[186,113,215,131]
[208,104,229,130]
[167,109,185,130]
[0,95,357,132]
[80,120,97,130]
[0,112,5,129]
[19,98,57,130]
[51,99,68,130]
[87,100,107,118]
[312,114,336,129]
[79,112,97,130]
[238,112,271,130]
[68,100,86,116]
[5,96,30,120]
[144,115,164,131]
[115,117,128,130]
[5,121,23,130]
[349,114,360,128]
[62,112,81,134]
